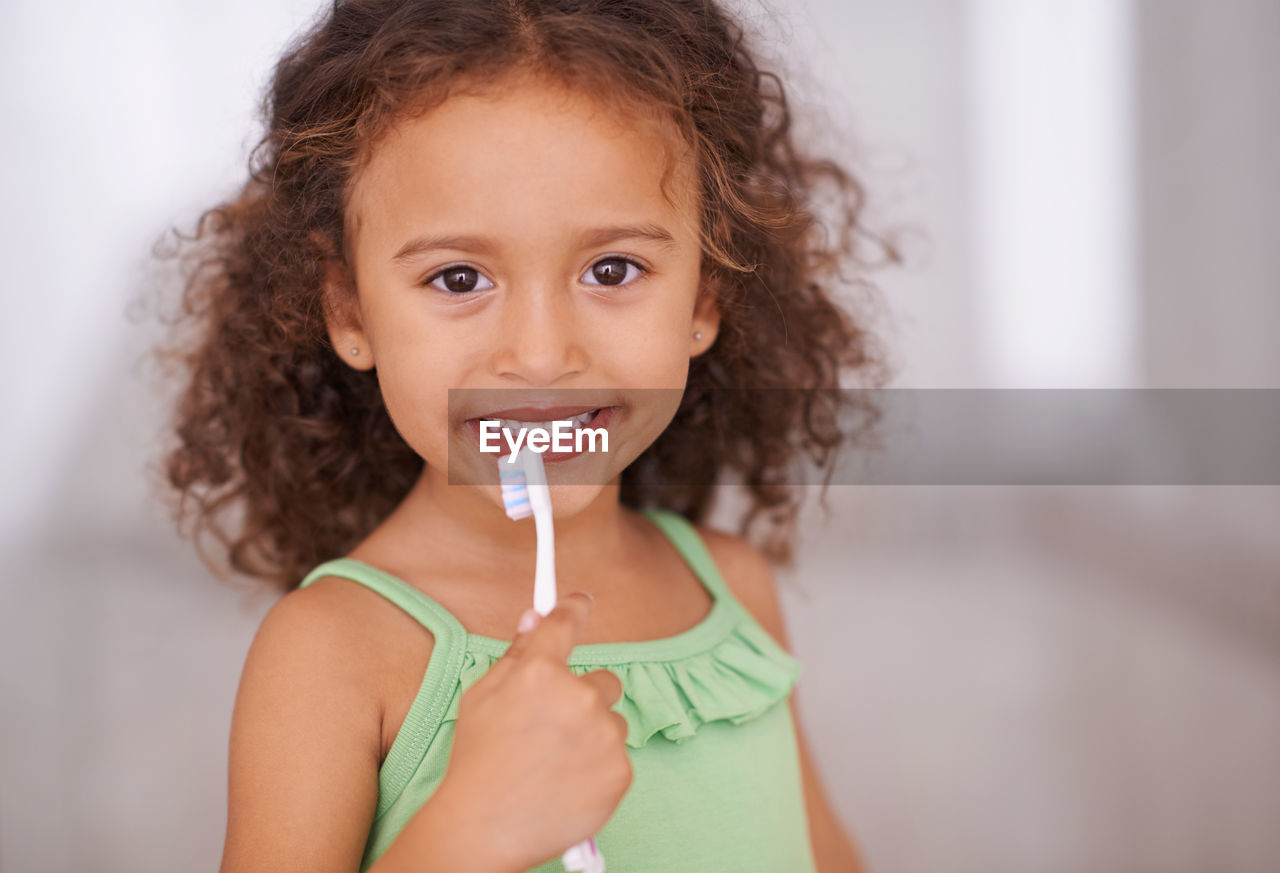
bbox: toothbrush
[500,445,558,615]
[499,443,607,873]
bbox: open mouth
[463,405,620,462]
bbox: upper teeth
[495,410,598,432]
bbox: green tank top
[298,508,817,873]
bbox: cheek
[365,308,469,461]
[602,337,686,386]
[593,300,695,388]
[372,351,452,462]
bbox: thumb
[502,607,542,659]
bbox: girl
[157,1,892,870]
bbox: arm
[219,581,381,873]
[219,580,514,873]
[788,690,865,873]
[700,530,866,873]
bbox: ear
[312,231,374,371]
[690,270,722,357]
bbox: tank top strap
[298,558,467,650]
[299,558,469,822]
[641,508,731,604]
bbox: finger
[501,606,544,661]
[579,668,623,708]
[611,710,630,744]
[513,591,595,664]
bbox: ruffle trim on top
[440,612,802,749]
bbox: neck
[369,461,634,590]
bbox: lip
[464,405,620,462]
[471,404,604,421]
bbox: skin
[220,73,861,872]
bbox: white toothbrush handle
[517,449,603,872]
[562,836,605,872]
[520,447,558,615]
[532,514,557,616]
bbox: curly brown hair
[150,0,898,593]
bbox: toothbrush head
[499,449,533,520]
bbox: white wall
[1137,0,1280,387]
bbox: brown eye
[583,256,645,287]
[425,265,494,294]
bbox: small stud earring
[350,347,359,356]
[693,331,703,341]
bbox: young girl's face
[329,74,719,516]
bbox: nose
[489,282,588,384]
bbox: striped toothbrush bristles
[499,462,532,520]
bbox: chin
[544,482,612,518]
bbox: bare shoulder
[694,525,793,650]
[248,576,408,695]
[261,575,379,647]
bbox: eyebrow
[390,223,679,264]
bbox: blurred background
[2,0,1277,871]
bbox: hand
[434,592,631,872]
